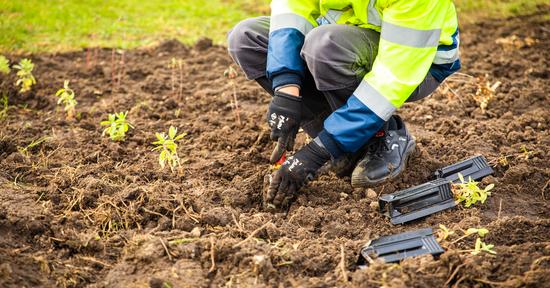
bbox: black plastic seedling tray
[435,155,494,183]
[379,179,455,225]
[378,155,495,224]
[357,228,444,267]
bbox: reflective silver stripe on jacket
[381,21,441,48]
[354,80,395,121]
[367,0,381,26]
[270,13,314,35]
[433,48,459,64]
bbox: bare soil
[0,9,549,288]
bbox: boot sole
[350,139,416,188]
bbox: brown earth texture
[1,8,549,288]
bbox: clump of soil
[0,9,549,288]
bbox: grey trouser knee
[227,17,440,135]
[227,17,270,80]
[300,24,440,107]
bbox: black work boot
[351,115,416,188]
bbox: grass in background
[0,0,547,53]
[0,0,270,53]
[454,0,549,23]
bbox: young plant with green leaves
[0,55,10,75]
[14,58,36,92]
[452,173,494,207]
[100,111,133,141]
[437,224,455,241]
[55,80,77,119]
[471,237,497,255]
[152,126,186,172]
[452,226,497,255]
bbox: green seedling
[497,155,509,167]
[18,136,49,157]
[14,58,36,92]
[152,126,186,172]
[0,55,10,74]
[437,224,455,241]
[471,237,497,255]
[465,227,489,237]
[452,173,494,208]
[100,111,133,141]
[451,227,489,244]
[55,80,77,119]
[519,145,533,160]
[453,227,497,255]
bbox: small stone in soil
[190,227,201,238]
[367,189,377,199]
[369,201,380,211]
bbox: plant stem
[111,48,116,92]
[178,60,183,99]
[231,80,241,126]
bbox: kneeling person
[227,0,461,208]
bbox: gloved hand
[264,139,331,209]
[267,91,302,164]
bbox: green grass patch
[0,0,269,53]
[455,0,549,24]
[0,0,547,53]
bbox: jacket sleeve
[267,0,320,89]
[318,0,450,158]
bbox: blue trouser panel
[227,16,442,140]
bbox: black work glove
[264,140,331,209]
[267,91,302,164]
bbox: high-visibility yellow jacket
[267,0,460,157]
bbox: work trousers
[227,16,440,138]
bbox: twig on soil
[76,255,113,268]
[247,129,267,154]
[85,48,91,69]
[232,212,244,233]
[143,207,168,219]
[182,204,200,223]
[474,278,507,286]
[93,47,98,67]
[231,83,241,126]
[178,60,184,99]
[452,276,466,288]
[111,49,116,92]
[224,66,242,126]
[159,238,173,261]
[116,51,125,91]
[497,198,503,219]
[453,72,474,78]
[233,220,272,248]
[445,263,465,286]
[171,58,176,96]
[339,244,348,283]
[209,237,216,273]
[172,206,181,229]
[542,179,549,201]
